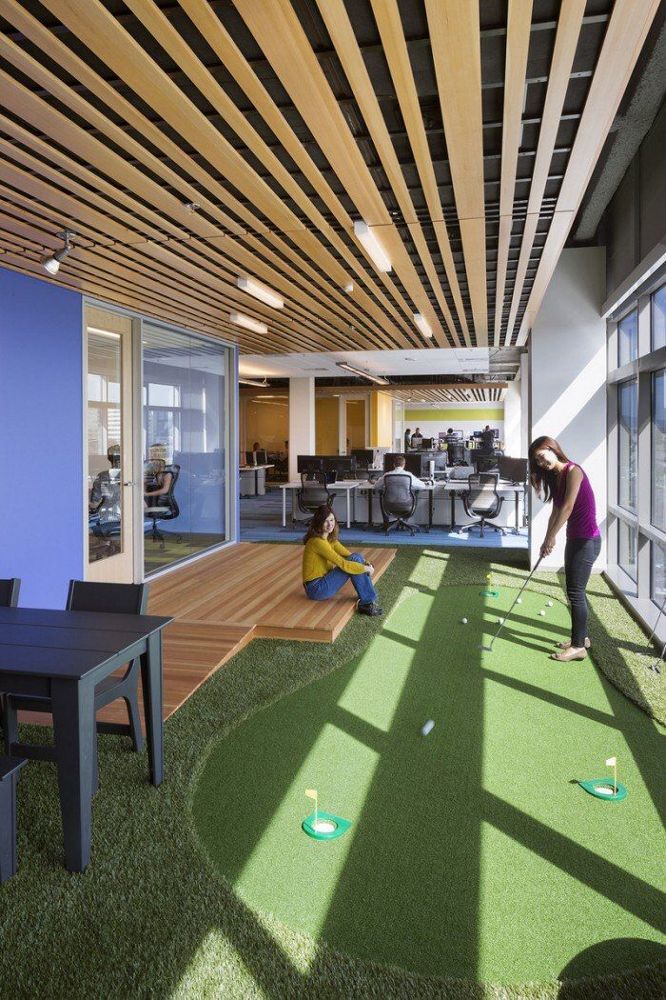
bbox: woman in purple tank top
[528,435,601,662]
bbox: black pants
[564,536,601,646]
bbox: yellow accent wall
[370,391,392,446]
[316,397,339,454]
[244,396,288,452]
[346,399,366,449]
[405,407,504,422]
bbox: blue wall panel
[0,268,84,608]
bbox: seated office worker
[373,454,426,490]
[302,506,383,617]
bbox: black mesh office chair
[379,473,419,536]
[296,471,335,523]
[3,581,149,793]
[461,473,505,537]
[473,451,499,474]
[145,464,180,549]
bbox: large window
[652,283,666,352]
[617,380,638,512]
[143,324,229,576]
[618,308,638,366]
[652,370,665,531]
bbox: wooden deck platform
[20,542,395,729]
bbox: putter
[644,591,666,674]
[480,554,544,653]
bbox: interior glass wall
[143,324,228,576]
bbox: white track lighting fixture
[353,220,392,272]
[413,313,433,338]
[41,229,76,275]
[236,276,284,309]
[229,312,268,335]
[337,362,390,385]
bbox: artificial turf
[1,546,664,999]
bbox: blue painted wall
[0,268,84,608]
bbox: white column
[529,247,607,570]
[503,377,521,456]
[338,396,346,455]
[288,377,315,481]
[520,352,529,455]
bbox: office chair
[144,464,181,549]
[460,473,505,538]
[3,581,149,793]
[473,451,499,474]
[296,471,335,523]
[448,442,466,466]
[379,473,419,536]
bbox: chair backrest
[0,578,20,607]
[450,465,472,481]
[66,580,149,615]
[464,473,502,516]
[297,471,333,513]
[381,473,416,517]
[151,464,180,521]
[473,451,498,474]
[449,443,465,464]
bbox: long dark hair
[303,505,338,544]
[528,436,571,502]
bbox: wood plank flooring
[20,543,395,730]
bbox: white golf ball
[547,600,554,607]
[461,617,468,624]
[539,610,545,616]
[516,597,522,604]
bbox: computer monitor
[420,437,434,450]
[297,455,324,476]
[498,456,528,483]
[323,455,357,479]
[410,435,423,448]
[351,448,374,470]
[254,449,268,465]
[245,450,256,466]
[383,452,422,477]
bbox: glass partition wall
[607,272,666,634]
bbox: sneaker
[357,601,383,617]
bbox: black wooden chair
[145,463,181,549]
[461,473,505,537]
[3,581,149,791]
[296,471,335,523]
[379,473,419,536]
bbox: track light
[239,377,269,387]
[413,313,433,338]
[229,312,268,335]
[337,362,390,385]
[41,229,76,275]
[236,276,284,309]
[353,220,392,272]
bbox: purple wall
[0,268,84,608]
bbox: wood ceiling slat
[233,0,445,342]
[425,0,487,344]
[503,0,586,345]
[314,0,455,347]
[370,0,469,345]
[517,0,661,345]
[494,0,533,346]
[32,0,411,351]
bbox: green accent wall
[405,408,504,422]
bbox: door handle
[123,480,134,487]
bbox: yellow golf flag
[605,757,616,767]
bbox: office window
[653,370,665,531]
[618,521,637,581]
[617,380,638,512]
[618,309,638,366]
[652,284,666,352]
[652,542,665,608]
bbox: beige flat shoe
[551,647,587,662]
[557,638,591,650]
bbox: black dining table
[0,606,172,873]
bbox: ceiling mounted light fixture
[229,312,268,335]
[344,281,354,293]
[41,229,76,275]
[236,276,284,309]
[337,362,390,385]
[239,376,269,387]
[353,220,392,272]
[413,313,433,338]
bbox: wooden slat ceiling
[0,0,660,356]
[243,382,507,403]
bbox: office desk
[443,481,526,532]
[279,480,363,528]
[239,464,274,497]
[0,606,172,872]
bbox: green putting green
[193,583,665,985]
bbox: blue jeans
[304,553,378,605]
[564,536,601,646]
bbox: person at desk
[480,425,495,451]
[302,506,383,617]
[411,427,423,448]
[144,458,173,503]
[373,454,426,489]
[404,427,412,451]
[89,444,121,520]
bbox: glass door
[85,305,135,582]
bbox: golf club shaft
[487,555,544,650]
[650,639,665,674]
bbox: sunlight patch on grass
[337,634,413,733]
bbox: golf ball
[461,617,468,624]
[547,600,554,607]
[539,610,545,616]
[516,597,522,604]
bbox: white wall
[503,377,521,456]
[288,377,315,481]
[529,247,607,570]
[400,402,505,445]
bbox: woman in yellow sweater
[302,506,383,617]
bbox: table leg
[514,490,519,534]
[346,490,351,529]
[450,490,457,529]
[141,631,164,787]
[428,490,433,532]
[51,679,95,873]
[368,489,372,529]
[282,489,286,528]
